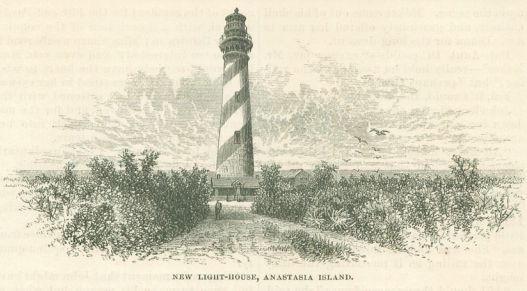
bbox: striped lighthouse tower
[216,8,254,177]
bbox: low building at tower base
[211,175,259,202]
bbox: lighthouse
[216,8,255,178]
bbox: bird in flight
[354,136,368,144]
[342,158,351,163]
[375,156,381,159]
[355,150,363,154]
[372,147,381,152]
[370,128,390,136]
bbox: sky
[0,1,525,172]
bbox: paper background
[0,1,525,290]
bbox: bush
[18,149,211,258]
[251,164,311,222]
[282,229,349,262]
[351,198,407,249]
[450,155,481,192]
[253,156,523,252]
[487,188,521,232]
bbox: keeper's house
[281,169,312,186]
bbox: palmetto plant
[254,159,522,253]
[303,208,326,229]
[327,208,354,232]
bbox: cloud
[55,67,220,169]
[51,47,515,170]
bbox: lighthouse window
[235,91,240,102]
[234,131,241,144]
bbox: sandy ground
[145,201,415,265]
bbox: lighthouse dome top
[225,8,246,22]
[219,8,252,55]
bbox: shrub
[282,229,349,262]
[251,163,284,217]
[63,202,117,253]
[488,188,521,232]
[450,155,481,192]
[404,186,442,238]
[312,161,338,192]
[351,198,407,249]
[253,156,523,253]
[252,163,311,222]
[18,149,211,259]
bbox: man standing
[215,200,222,220]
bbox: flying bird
[355,150,363,154]
[375,156,382,159]
[370,128,390,136]
[342,158,351,163]
[372,147,381,152]
[354,136,368,144]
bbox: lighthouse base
[211,175,259,202]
